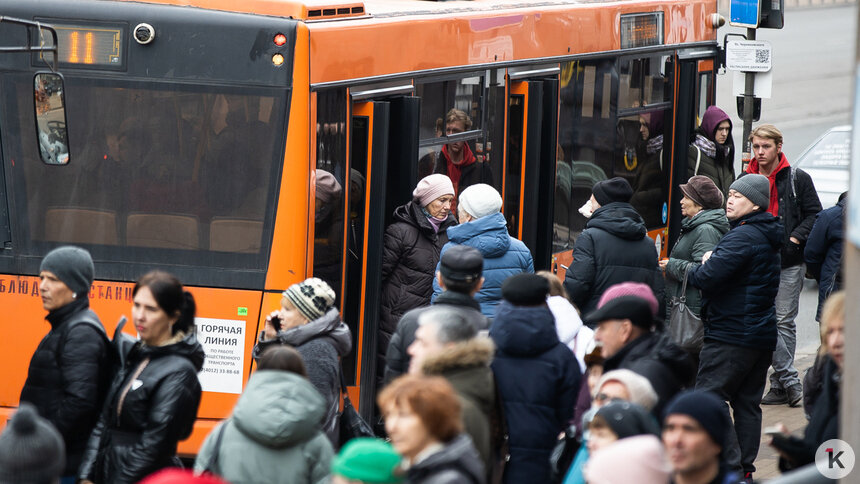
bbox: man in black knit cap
[563,177,664,317]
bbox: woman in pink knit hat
[377,174,458,387]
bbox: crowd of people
[0,118,848,484]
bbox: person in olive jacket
[194,346,333,484]
[563,177,664,318]
[687,174,782,479]
[79,271,204,484]
[20,246,111,481]
[687,105,736,196]
[378,174,457,388]
[658,176,729,360]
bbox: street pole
[741,27,757,172]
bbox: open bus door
[667,51,717,251]
[504,70,559,270]
[343,92,420,425]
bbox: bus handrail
[0,16,59,72]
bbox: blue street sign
[730,0,759,28]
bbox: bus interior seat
[209,218,263,253]
[126,213,200,249]
[44,207,119,245]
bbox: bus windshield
[2,73,289,286]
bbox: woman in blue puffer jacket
[432,183,533,318]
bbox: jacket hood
[410,433,484,483]
[446,212,511,258]
[231,371,325,448]
[490,300,561,356]
[700,106,731,141]
[137,329,206,371]
[278,308,352,357]
[683,208,730,234]
[421,336,495,375]
[587,202,648,240]
[732,211,784,249]
[393,201,456,237]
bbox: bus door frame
[346,88,419,423]
[506,68,560,270]
[668,49,718,250]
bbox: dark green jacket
[665,209,729,317]
[687,144,735,197]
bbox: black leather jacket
[78,331,205,484]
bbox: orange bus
[0,0,722,455]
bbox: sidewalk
[753,350,818,481]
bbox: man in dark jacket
[490,274,579,484]
[408,306,497,473]
[804,192,846,321]
[586,282,694,417]
[563,177,664,317]
[385,245,489,383]
[744,124,822,407]
[688,174,782,480]
[20,246,111,482]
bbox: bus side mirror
[34,72,70,165]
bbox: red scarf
[441,143,476,213]
[746,152,790,216]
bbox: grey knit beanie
[39,246,94,296]
[0,403,65,484]
[729,174,770,211]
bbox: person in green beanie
[331,438,404,484]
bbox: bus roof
[114,0,708,21]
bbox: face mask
[578,199,594,219]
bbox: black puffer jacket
[406,433,486,484]
[688,211,782,351]
[379,201,456,378]
[563,202,664,317]
[602,332,694,416]
[384,290,489,383]
[79,331,205,484]
[20,297,111,476]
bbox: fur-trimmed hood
[420,336,495,375]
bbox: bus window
[314,89,347,309]
[618,55,672,109]
[628,107,671,229]
[556,60,615,247]
[415,76,499,196]
[3,73,288,284]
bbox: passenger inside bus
[630,110,669,228]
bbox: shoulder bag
[338,364,374,447]
[668,265,704,353]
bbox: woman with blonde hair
[769,290,844,472]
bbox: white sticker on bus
[196,317,246,394]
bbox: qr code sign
[755,49,770,64]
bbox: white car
[794,125,850,208]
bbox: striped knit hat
[283,278,336,322]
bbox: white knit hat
[458,183,502,219]
[283,278,336,322]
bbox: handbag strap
[679,265,691,303]
[204,420,229,475]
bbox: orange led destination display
[38,21,124,68]
[620,12,664,49]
